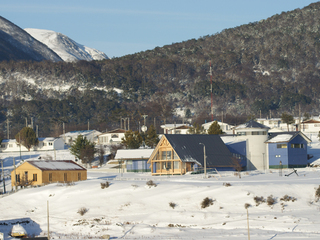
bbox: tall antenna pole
[209,61,213,121]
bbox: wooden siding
[148,136,190,175]
[11,161,87,187]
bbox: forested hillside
[1,2,320,137]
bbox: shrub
[244,203,251,209]
[223,182,231,187]
[280,194,297,202]
[254,196,266,206]
[169,202,176,209]
[201,197,213,209]
[315,185,320,202]
[77,207,88,216]
[267,195,276,206]
[146,180,157,188]
[101,181,110,189]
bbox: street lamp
[199,143,206,178]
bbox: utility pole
[1,160,5,194]
[13,157,17,192]
[209,61,213,121]
[88,119,90,131]
[47,200,50,240]
[25,117,28,127]
[142,115,148,126]
[199,143,206,178]
[63,122,65,143]
[31,117,33,129]
[128,118,130,130]
[36,125,39,138]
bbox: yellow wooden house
[11,160,87,187]
[148,134,234,175]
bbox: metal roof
[164,134,234,167]
[235,120,270,130]
[26,160,86,171]
[266,131,311,143]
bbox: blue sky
[0,1,317,58]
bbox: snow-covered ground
[1,135,320,239]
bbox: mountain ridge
[25,28,109,62]
[0,16,62,62]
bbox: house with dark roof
[11,160,87,187]
[148,134,236,175]
[266,132,311,169]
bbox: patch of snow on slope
[25,28,108,62]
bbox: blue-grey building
[266,132,311,168]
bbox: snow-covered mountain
[0,16,62,62]
[25,28,109,62]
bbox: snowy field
[0,135,320,239]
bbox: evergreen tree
[281,112,294,131]
[70,135,95,166]
[15,127,38,151]
[121,130,143,149]
[207,121,223,134]
[144,125,159,148]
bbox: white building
[60,130,101,145]
[96,129,126,145]
[234,120,269,171]
[0,137,65,152]
[257,117,299,132]
[160,124,191,134]
[202,121,234,134]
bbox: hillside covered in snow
[25,28,109,62]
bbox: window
[291,144,303,148]
[277,144,287,149]
[48,142,53,146]
[25,171,28,181]
[111,134,119,138]
[167,151,172,160]
[1,144,5,148]
[43,143,47,146]
[16,174,20,183]
[9,144,13,148]
[49,173,52,182]
[166,161,172,170]
[174,161,180,169]
[33,174,37,181]
[173,151,178,160]
[64,173,67,182]
[161,151,166,160]
[78,173,81,181]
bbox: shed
[114,149,154,172]
[11,160,87,187]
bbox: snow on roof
[266,134,293,143]
[235,120,269,130]
[2,139,17,143]
[38,137,57,141]
[115,149,154,159]
[27,160,86,171]
[63,130,98,137]
[160,124,189,129]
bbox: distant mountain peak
[0,16,62,62]
[25,28,109,62]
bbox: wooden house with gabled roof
[11,160,87,187]
[148,134,235,175]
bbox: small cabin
[11,160,87,187]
